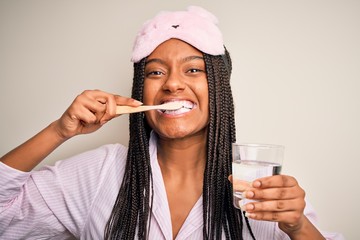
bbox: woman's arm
[0,89,142,171]
[1,121,67,171]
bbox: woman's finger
[245,210,303,225]
[242,185,305,200]
[233,179,252,192]
[98,94,142,123]
[73,95,106,122]
[114,95,143,107]
[252,175,299,189]
[242,199,305,213]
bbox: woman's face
[143,39,209,139]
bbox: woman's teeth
[160,100,195,115]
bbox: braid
[105,58,153,240]
[203,49,255,239]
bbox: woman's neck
[156,132,207,177]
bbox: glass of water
[232,143,284,209]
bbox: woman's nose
[162,71,186,93]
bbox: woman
[0,6,342,240]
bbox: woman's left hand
[240,175,307,235]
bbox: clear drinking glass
[232,143,284,209]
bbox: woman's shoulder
[32,144,127,201]
[53,143,128,170]
[28,143,129,237]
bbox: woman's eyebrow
[145,56,204,65]
[181,55,204,63]
[145,58,165,65]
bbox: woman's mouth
[159,100,196,115]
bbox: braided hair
[105,49,255,239]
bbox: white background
[0,1,358,239]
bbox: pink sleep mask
[131,6,225,63]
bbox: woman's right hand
[1,89,141,172]
[53,90,142,140]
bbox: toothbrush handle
[116,105,156,115]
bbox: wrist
[280,215,325,240]
[49,120,72,142]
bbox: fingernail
[247,203,254,210]
[245,212,256,218]
[252,181,261,188]
[243,191,254,198]
[240,202,254,211]
[134,100,143,105]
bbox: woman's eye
[146,71,163,77]
[187,68,203,73]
